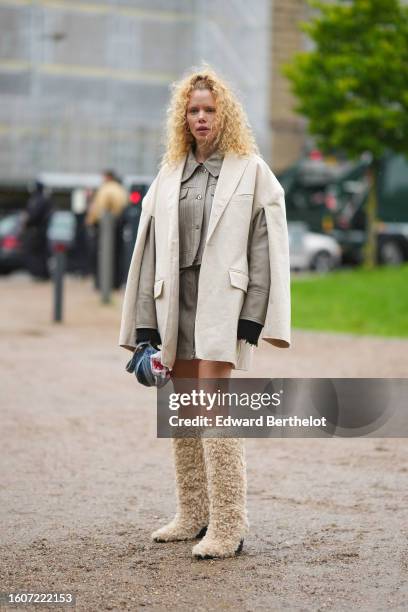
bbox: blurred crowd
[0,170,137,289]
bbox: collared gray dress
[135,146,270,361]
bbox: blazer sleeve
[119,172,161,351]
[134,216,158,330]
[239,207,270,325]
[254,157,291,348]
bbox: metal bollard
[99,211,115,304]
[53,244,66,322]
[47,210,76,323]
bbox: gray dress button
[196,194,202,200]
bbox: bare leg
[198,360,233,379]
[171,358,200,380]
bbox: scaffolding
[0,0,271,183]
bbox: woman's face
[186,88,219,146]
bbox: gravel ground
[1,274,407,612]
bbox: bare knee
[199,360,233,379]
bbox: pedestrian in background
[85,170,127,289]
[120,66,291,559]
[22,180,52,280]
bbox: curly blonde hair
[162,65,259,166]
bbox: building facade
[0,0,275,183]
[270,0,308,173]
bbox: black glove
[136,328,161,349]
[237,319,263,347]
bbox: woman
[120,67,291,559]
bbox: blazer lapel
[206,152,250,244]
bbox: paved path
[1,275,407,611]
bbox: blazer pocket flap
[154,279,164,298]
[229,269,249,293]
[230,193,253,204]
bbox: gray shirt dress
[135,147,271,361]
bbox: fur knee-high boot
[192,437,248,559]
[151,436,209,542]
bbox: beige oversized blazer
[119,151,291,371]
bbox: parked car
[0,212,25,273]
[280,152,408,265]
[0,210,81,276]
[289,221,341,272]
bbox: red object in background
[337,216,350,229]
[309,149,323,161]
[325,192,338,210]
[53,243,67,253]
[130,191,142,205]
[1,235,21,251]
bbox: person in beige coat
[86,170,128,289]
[119,67,291,559]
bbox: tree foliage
[284,0,408,160]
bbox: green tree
[284,0,408,267]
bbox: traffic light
[129,184,147,206]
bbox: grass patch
[291,264,408,337]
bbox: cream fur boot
[192,437,248,559]
[151,435,209,542]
